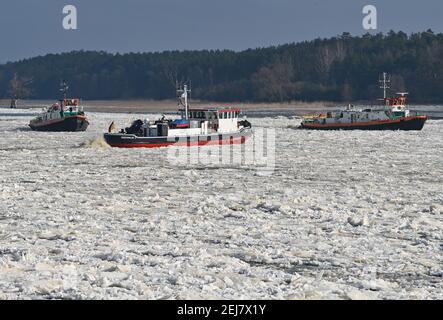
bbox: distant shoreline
[0,99,337,115]
[1,99,442,118]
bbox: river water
[0,108,441,299]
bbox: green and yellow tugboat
[29,81,89,132]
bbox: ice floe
[0,108,442,299]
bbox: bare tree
[163,66,179,89]
[341,82,353,101]
[315,42,346,83]
[251,62,295,102]
[390,74,406,93]
[9,73,32,108]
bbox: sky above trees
[1,0,443,63]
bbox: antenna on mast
[177,82,191,120]
[379,72,390,99]
[59,80,69,113]
[60,80,69,100]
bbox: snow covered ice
[0,108,442,300]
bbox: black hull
[104,130,252,148]
[301,116,427,131]
[30,116,89,132]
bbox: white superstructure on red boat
[300,73,427,131]
[29,81,89,132]
[104,85,252,148]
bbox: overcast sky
[1,0,442,63]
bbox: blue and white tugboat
[300,73,427,130]
[104,85,252,148]
[29,81,89,132]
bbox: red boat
[300,73,427,131]
[104,85,252,148]
[29,81,89,132]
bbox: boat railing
[409,111,424,117]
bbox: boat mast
[379,72,390,100]
[177,84,191,120]
[59,80,69,114]
[60,80,69,99]
[184,85,188,120]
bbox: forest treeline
[1,31,443,103]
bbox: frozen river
[0,108,442,299]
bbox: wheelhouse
[384,96,406,107]
[180,108,241,121]
[63,98,80,107]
